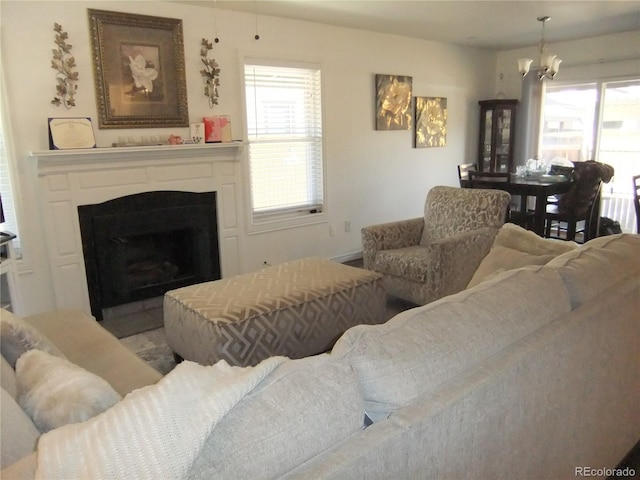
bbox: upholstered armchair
[362,185,511,305]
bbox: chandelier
[517,16,562,80]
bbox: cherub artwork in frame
[88,9,189,129]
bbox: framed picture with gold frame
[375,74,412,131]
[88,9,189,129]
[414,96,447,148]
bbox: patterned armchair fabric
[362,186,511,305]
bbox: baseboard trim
[331,251,363,264]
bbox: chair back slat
[632,174,640,233]
[457,163,476,187]
[468,171,510,189]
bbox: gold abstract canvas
[375,74,412,130]
[414,96,447,148]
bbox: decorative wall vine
[50,23,78,109]
[200,38,221,108]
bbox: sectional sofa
[1,230,638,479]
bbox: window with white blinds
[244,60,324,226]
[0,91,20,250]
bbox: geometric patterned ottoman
[163,257,386,367]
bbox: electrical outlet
[344,221,351,233]
[329,225,336,237]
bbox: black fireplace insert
[78,191,220,320]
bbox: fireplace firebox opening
[79,191,220,320]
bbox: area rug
[119,327,176,375]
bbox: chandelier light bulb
[540,53,556,71]
[518,58,533,77]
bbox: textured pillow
[467,246,556,288]
[467,223,579,288]
[186,354,364,480]
[16,350,121,432]
[0,309,65,368]
[493,223,579,256]
[545,234,640,309]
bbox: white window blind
[0,94,20,249]
[244,60,324,224]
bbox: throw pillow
[0,309,65,368]
[493,223,579,256]
[467,246,556,289]
[466,223,581,289]
[16,350,121,432]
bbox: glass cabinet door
[495,108,511,172]
[478,99,517,172]
[481,110,493,171]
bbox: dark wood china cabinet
[478,99,518,173]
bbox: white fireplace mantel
[33,142,244,175]
[31,143,246,315]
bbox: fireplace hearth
[79,191,220,320]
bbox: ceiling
[177,0,640,50]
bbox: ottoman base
[164,257,385,367]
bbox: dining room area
[458,158,615,244]
[459,77,639,244]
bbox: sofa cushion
[16,350,121,432]
[0,309,65,368]
[332,266,572,421]
[22,309,162,396]
[545,234,640,309]
[467,224,579,289]
[0,388,40,469]
[0,453,37,480]
[1,355,16,398]
[187,354,364,480]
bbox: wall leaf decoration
[200,38,221,108]
[51,23,78,109]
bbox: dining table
[462,175,573,236]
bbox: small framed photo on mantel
[190,122,205,144]
[203,115,232,143]
[48,117,97,150]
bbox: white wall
[495,30,640,98]
[2,0,497,315]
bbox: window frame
[0,64,22,254]
[241,57,327,234]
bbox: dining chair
[544,182,602,242]
[633,174,640,233]
[544,160,614,242]
[467,170,510,187]
[467,171,531,228]
[457,163,476,187]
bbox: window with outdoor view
[541,79,640,233]
[244,60,324,230]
